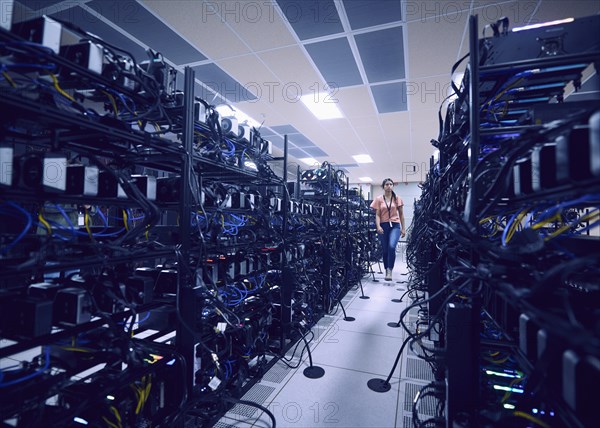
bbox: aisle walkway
[216,254,433,428]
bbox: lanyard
[383,196,393,227]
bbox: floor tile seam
[393,374,403,428]
[342,309,410,325]
[343,306,406,316]
[220,414,256,427]
[335,327,406,340]
[308,361,403,380]
[323,326,405,340]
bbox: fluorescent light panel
[513,18,574,32]
[359,176,373,182]
[353,154,373,163]
[300,157,319,166]
[300,93,343,120]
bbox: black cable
[222,396,276,428]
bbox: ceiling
[12,0,600,184]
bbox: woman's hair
[381,178,398,205]
[381,178,394,188]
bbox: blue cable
[1,40,56,55]
[0,202,33,254]
[0,347,50,388]
[53,204,78,239]
[221,138,236,157]
[5,62,56,71]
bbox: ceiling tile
[288,134,314,147]
[410,108,442,161]
[406,76,453,111]
[288,147,310,158]
[404,0,471,24]
[343,0,402,30]
[379,111,411,142]
[195,82,226,105]
[141,0,249,60]
[257,45,325,94]
[304,37,363,87]
[258,128,276,137]
[325,123,365,153]
[526,0,600,24]
[16,0,63,10]
[407,14,467,80]
[87,0,205,65]
[270,124,300,134]
[276,0,343,40]
[191,63,257,103]
[355,26,405,83]
[217,1,297,51]
[217,54,281,101]
[354,124,385,148]
[336,86,378,118]
[50,6,147,61]
[268,134,285,149]
[303,146,328,157]
[371,82,408,113]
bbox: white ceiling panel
[336,86,379,118]
[257,45,325,93]
[141,0,250,61]
[219,1,297,52]
[407,13,468,80]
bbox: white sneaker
[385,269,392,281]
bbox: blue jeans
[380,222,401,270]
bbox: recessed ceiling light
[359,177,373,183]
[300,93,343,120]
[352,154,373,164]
[300,157,319,166]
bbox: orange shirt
[370,195,403,223]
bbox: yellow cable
[501,377,522,403]
[480,216,499,238]
[531,212,561,230]
[2,71,16,87]
[38,212,52,235]
[59,346,92,353]
[49,73,75,102]
[102,416,119,428]
[133,385,143,414]
[102,90,118,117]
[84,208,93,239]
[545,210,599,241]
[109,406,122,427]
[122,210,129,232]
[482,78,524,115]
[513,411,550,428]
[505,208,528,244]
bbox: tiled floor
[217,255,428,428]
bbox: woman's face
[383,181,394,189]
